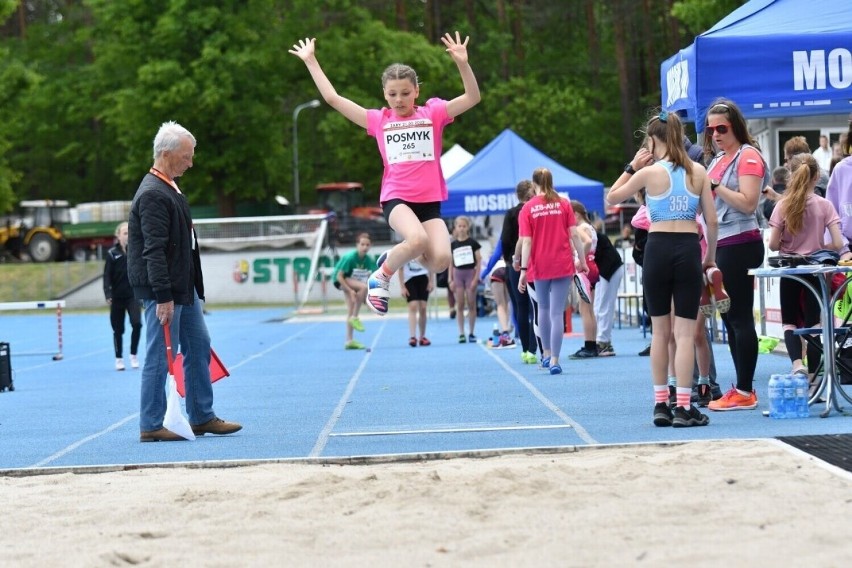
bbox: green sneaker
[349,317,365,332]
[344,339,366,350]
[521,351,537,364]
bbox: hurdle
[0,300,65,360]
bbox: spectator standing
[104,221,142,371]
[398,258,433,347]
[569,200,601,359]
[592,230,624,357]
[813,134,832,174]
[704,99,771,412]
[826,119,852,260]
[516,168,588,376]
[768,153,843,381]
[607,110,717,427]
[449,215,482,342]
[502,180,539,364]
[128,121,241,442]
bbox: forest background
[0,0,745,217]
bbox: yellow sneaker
[349,317,365,332]
[344,339,366,350]
[708,385,757,411]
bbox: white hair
[152,121,196,160]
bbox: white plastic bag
[163,374,196,441]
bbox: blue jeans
[139,291,215,432]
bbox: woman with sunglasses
[607,110,718,428]
[703,99,771,411]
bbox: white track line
[330,424,574,437]
[29,324,319,468]
[309,321,385,457]
[482,343,599,445]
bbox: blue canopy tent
[443,129,604,217]
[661,0,852,132]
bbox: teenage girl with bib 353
[290,33,481,316]
[606,111,718,428]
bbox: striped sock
[677,387,691,409]
[654,385,668,404]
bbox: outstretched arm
[441,32,481,119]
[289,38,368,129]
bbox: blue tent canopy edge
[443,129,605,218]
[661,0,852,132]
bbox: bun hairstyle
[781,153,820,235]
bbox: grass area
[0,261,104,303]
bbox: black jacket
[127,173,204,305]
[103,244,133,300]
[594,231,624,281]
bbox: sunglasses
[706,124,730,136]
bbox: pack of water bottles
[767,373,810,419]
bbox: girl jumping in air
[290,32,481,316]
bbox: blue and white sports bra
[646,161,700,223]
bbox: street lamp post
[292,99,321,208]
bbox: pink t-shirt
[769,193,840,254]
[366,98,453,203]
[518,195,578,281]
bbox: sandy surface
[1,439,850,567]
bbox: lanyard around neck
[149,167,181,193]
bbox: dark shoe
[449,309,456,319]
[673,405,710,427]
[668,385,676,408]
[409,336,417,347]
[458,334,467,343]
[468,334,477,343]
[569,347,598,359]
[596,342,616,357]
[692,383,712,407]
[653,402,673,427]
[191,417,242,436]
[419,337,431,346]
[710,381,723,401]
[140,427,187,442]
[638,343,651,357]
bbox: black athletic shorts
[382,199,442,224]
[404,274,430,302]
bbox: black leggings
[507,265,537,354]
[716,239,765,392]
[110,297,142,358]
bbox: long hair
[646,110,692,176]
[702,98,760,157]
[571,200,590,224]
[780,153,819,235]
[532,168,559,203]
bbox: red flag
[174,348,230,398]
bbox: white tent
[440,144,474,180]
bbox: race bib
[383,119,435,164]
[351,267,371,283]
[453,245,474,266]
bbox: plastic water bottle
[794,374,810,418]
[492,323,500,348]
[782,374,797,419]
[768,374,784,419]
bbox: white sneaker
[115,358,126,371]
[130,354,139,369]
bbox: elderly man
[128,121,241,442]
